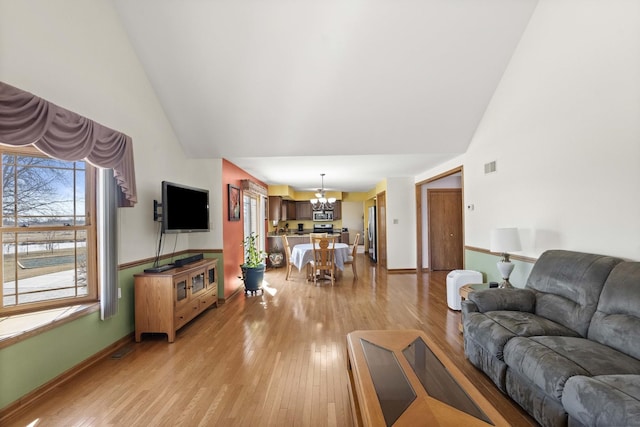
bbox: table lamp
[490,227,521,288]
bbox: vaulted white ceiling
[113,0,538,192]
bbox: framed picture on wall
[228,184,241,221]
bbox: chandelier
[310,173,336,211]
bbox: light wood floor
[6,256,537,426]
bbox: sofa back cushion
[526,250,622,337]
[588,262,640,360]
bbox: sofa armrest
[461,299,479,316]
[468,288,536,313]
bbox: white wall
[0,0,223,263]
[386,177,417,269]
[341,201,364,245]
[5,0,638,267]
[416,0,640,261]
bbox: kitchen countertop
[267,231,348,257]
[267,231,310,237]
[267,231,346,237]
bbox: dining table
[290,242,351,272]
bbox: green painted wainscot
[464,248,535,288]
[0,253,223,412]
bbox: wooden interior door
[428,189,462,271]
[377,192,387,269]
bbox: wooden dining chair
[310,237,336,285]
[343,233,360,279]
[281,235,298,281]
[309,232,328,243]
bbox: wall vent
[484,161,497,174]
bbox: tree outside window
[0,147,97,314]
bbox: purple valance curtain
[0,81,137,207]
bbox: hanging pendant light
[310,173,336,211]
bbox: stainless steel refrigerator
[367,206,376,262]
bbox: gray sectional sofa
[462,250,640,427]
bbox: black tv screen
[162,181,210,233]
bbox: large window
[0,147,97,314]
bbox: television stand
[134,258,218,342]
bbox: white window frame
[0,146,98,316]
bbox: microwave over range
[312,210,333,221]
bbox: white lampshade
[490,228,521,254]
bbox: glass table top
[403,337,492,424]
[361,339,416,426]
[360,336,492,426]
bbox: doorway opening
[243,193,267,258]
[415,166,464,272]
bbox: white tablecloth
[290,243,350,271]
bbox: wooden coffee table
[346,329,509,426]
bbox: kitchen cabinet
[134,258,218,343]
[270,197,297,221]
[268,196,282,222]
[295,200,340,219]
[332,201,342,219]
[281,200,295,221]
[341,231,349,245]
[286,200,297,220]
[296,201,312,220]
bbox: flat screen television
[161,181,210,233]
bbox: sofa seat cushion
[486,311,580,338]
[464,311,580,360]
[504,336,640,400]
[562,375,640,426]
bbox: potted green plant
[240,232,267,294]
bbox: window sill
[0,303,99,350]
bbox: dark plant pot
[242,264,265,294]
